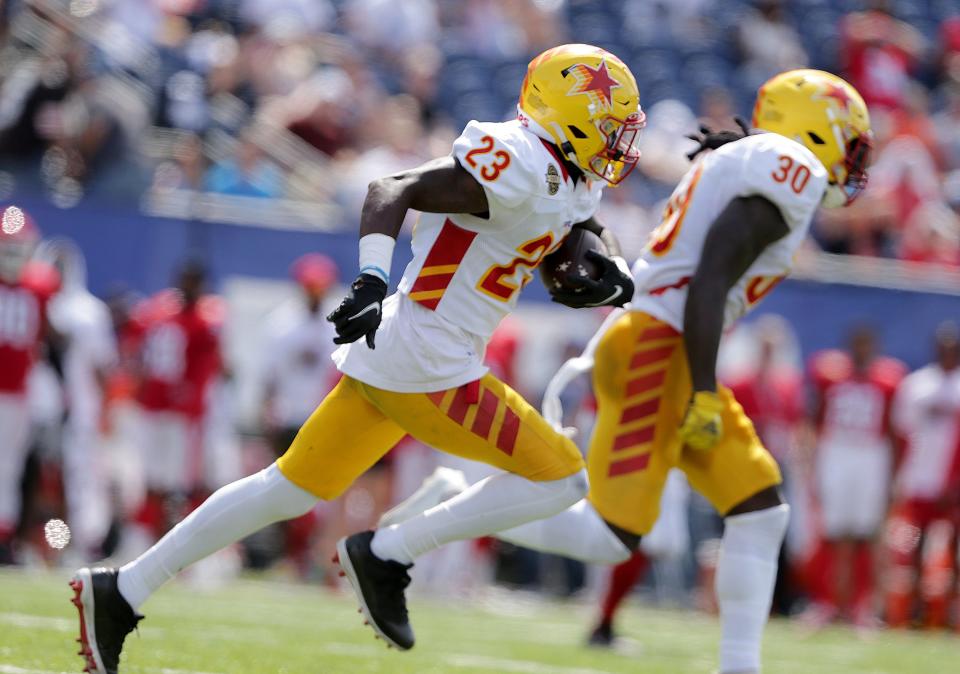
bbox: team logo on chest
[545,164,561,195]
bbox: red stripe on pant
[496,407,520,456]
[637,324,679,342]
[629,345,674,370]
[470,388,498,440]
[620,398,660,425]
[608,453,651,477]
[612,425,655,452]
[625,370,666,397]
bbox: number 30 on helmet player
[518,43,645,186]
[752,69,872,208]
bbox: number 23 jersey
[631,132,828,331]
[334,119,604,393]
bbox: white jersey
[892,364,960,501]
[263,301,338,427]
[48,289,117,428]
[335,119,604,392]
[631,133,829,331]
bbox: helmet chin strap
[546,121,587,171]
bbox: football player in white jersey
[386,69,873,674]
[70,44,642,672]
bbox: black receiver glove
[686,116,751,160]
[327,273,388,349]
[550,251,635,309]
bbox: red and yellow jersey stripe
[408,218,477,311]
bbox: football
[539,226,608,293]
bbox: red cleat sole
[69,578,99,673]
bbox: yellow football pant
[587,311,782,535]
[277,374,584,500]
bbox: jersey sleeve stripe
[418,264,461,276]
[408,218,478,311]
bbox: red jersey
[727,369,803,461]
[0,262,59,394]
[136,290,223,418]
[809,349,906,447]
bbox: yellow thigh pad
[586,312,781,535]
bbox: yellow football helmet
[518,44,644,186]
[752,69,872,207]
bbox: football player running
[70,43,641,673]
[386,69,873,674]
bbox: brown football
[539,227,608,293]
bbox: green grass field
[1,568,958,674]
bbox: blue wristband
[359,265,389,284]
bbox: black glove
[686,116,751,160]
[550,251,635,309]
[326,273,388,349]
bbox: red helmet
[0,206,40,283]
[291,253,338,292]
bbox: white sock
[716,504,790,674]
[118,464,317,611]
[371,469,588,565]
[496,499,631,564]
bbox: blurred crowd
[0,0,959,263]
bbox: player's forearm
[682,275,726,392]
[574,217,622,258]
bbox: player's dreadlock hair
[685,116,752,161]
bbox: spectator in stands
[204,131,283,197]
[736,0,808,87]
[886,322,960,628]
[839,0,925,111]
[805,327,906,628]
[933,84,960,171]
[151,133,206,192]
[697,87,739,133]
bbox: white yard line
[0,665,66,674]
[443,654,615,674]
[0,613,72,632]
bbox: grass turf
[1,568,957,673]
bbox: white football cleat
[378,467,469,528]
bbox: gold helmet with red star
[518,44,644,186]
[752,69,872,207]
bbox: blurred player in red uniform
[131,261,223,540]
[885,323,960,628]
[0,205,59,563]
[807,326,906,626]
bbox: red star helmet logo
[564,60,622,108]
[816,82,853,112]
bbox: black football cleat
[335,531,414,650]
[587,621,614,648]
[70,567,142,674]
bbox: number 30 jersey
[335,119,604,393]
[630,132,829,331]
